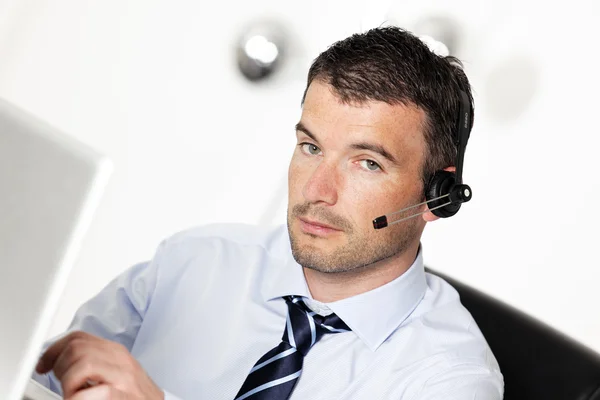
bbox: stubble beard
[287,203,420,274]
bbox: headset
[373,90,473,229]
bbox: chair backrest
[426,268,600,400]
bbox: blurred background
[1,0,599,353]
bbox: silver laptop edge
[0,96,112,400]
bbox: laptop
[0,97,112,400]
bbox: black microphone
[372,184,472,229]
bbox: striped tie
[234,295,351,400]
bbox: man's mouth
[298,217,342,236]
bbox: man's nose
[302,161,340,206]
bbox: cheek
[340,178,383,225]
[288,158,305,196]
[344,178,404,222]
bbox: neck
[303,240,421,303]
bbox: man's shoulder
[158,222,290,259]
[145,223,292,289]
[400,272,502,378]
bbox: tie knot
[282,296,350,356]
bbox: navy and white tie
[234,295,351,400]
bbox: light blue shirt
[34,223,503,399]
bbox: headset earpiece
[425,170,462,218]
[425,89,473,219]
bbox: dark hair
[301,26,474,190]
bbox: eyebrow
[295,122,399,165]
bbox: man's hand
[35,331,164,400]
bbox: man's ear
[422,166,456,222]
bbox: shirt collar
[326,248,426,351]
[262,228,427,352]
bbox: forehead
[300,80,426,155]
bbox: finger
[52,333,118,381]
[36,331,93,374]
[52,336,95,380]
[60,358,121,398]
[68,384,125,400]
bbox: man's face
[287,80,428,274]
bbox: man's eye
[359,159,381,171]
[301,143,321,155]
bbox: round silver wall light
[236,20,289,82]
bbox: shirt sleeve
[31,239,167,395]
[411,363,504,400]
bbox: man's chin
[292,250,367,274]
[289,238,351,273]
[290,229,344,252]
[290,237,325,263]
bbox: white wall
[1,0,599,354]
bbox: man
[33,26,503,399]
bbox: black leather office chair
[426,268,600,400]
